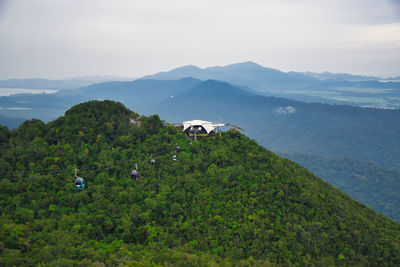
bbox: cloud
[0,0,11,18]
[346,23,400,50]
[0,107,31,110]
[274,106,296,115]
[0,0,399,78]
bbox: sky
[0,0,399,79]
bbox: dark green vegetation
[280,152,400,222]
[148,80,400,221]
[1,100,400,266]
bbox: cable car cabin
[172,154,177,161]
[131,170,138,180]
[74,177,85,190]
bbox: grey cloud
[0,0,11,18]
[389,0,400,18]
[0,0,399,79]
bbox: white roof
[183,120,216,134]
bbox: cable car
[131,169,138,179]
[131,163,138,179]
[172,154,177,161]
[74,177,85,190]
[74,168,85,190]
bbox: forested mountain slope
[1,100,400,266]
[280,152,400,222]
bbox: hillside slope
[280,152,400,222]
[1,100,400,266]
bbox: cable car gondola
[74,168,85,190]
[131,163,138,179]
[131,169,138,179]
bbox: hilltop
[1,100,400,266]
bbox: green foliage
[141,114,164,135]
[281,152,400,222]
[0,100,400,266]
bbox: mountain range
[2,61,400,108]
[143,62,400,108]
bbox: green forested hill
[1,100,400,266]
[280,152,400,222]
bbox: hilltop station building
[176,120,242,139]
[182,120,224,137]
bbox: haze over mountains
[1,62,400,222]
[2,61,400,108]
[2,61,400,124]
[0,76,135,90]
[145,62,400,83]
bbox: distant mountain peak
[204,61,265,71]
[229,61,263,68]
[173,65,203,71]
[141,65,203,80]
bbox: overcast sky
[0,0,399,79]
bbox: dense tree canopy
[281,152,400,222]
[1,100,399,266]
